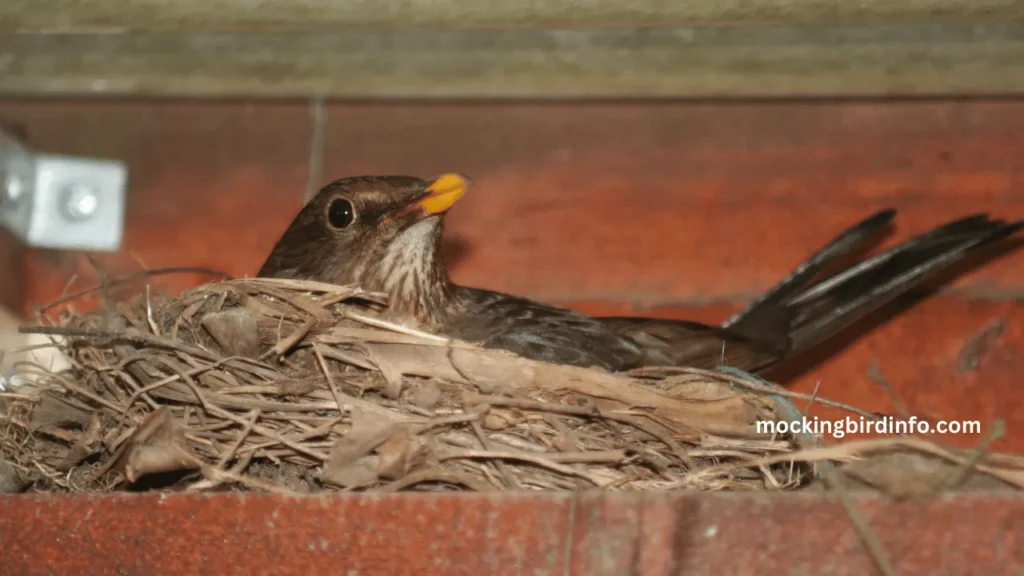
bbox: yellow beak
[416,173,471,216]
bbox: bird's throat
[369,219,453,327]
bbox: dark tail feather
[724,211,1022,354]
[722,209,895,337]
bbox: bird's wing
[595,317,785,372]
[447,288,649,371]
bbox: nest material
[1,277,1022,495]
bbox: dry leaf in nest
[55,413,104,472]
[351,339,773,438]
[103,408,200,484]
[323,407,395,488]
[377,426,430,481]
[29,393,94,431]
[201,308,261,359]
[322,410,430,487]
[406,382,443,411]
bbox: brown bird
[258,174,1022,374]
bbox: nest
[2,277,1023,496]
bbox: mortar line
[563,492,578,576]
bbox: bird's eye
[327,197,356,229]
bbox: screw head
[61,183,100,221]
[2,171,25,204]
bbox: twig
[216,409,261,468]
[37,267,231,314]
[313,345,345,415]
[182,452,303,495]
[820,465,898,576]
[439,449,601,485]
[377,469,494,492]
[206,404,329,462]
[605,413,697,470]
[944,419,1005,490]
[262,316,318,359]
[343,310,449,343]
[469,411,520,490]
[145,285,161,336]
[866,360,911,420]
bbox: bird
[257,174,1022,374]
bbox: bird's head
[258,174,471,321]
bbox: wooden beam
[2,23,1024,98]
[0,0,1019,30]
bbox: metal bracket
[0,129,127,252]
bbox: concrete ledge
[0,492,1021,575]
[2,23,1024,98]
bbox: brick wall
[2,97,1022,450]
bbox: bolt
[2,170,25,205]
[60,183,100,221]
